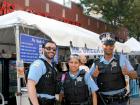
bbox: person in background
[0,49,6,58]
[136,56,140,87]
[27,40,58,105]
[79,54,89,72]
[61,54,98,105]
[90,32,137,105]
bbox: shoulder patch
[32,61,41,68]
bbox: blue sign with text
[20,33,47,63]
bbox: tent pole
[15,25,22,105]
[15,25,21,93]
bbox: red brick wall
[0,0,127,41]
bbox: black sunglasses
[44,47,56,52]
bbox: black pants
[39,97,55,105]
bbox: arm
[84,71,98,105]
[88,63,100,78]
[120,54,138,79]
[85,71,99,92]
[121,63,137,79]
[92,66,100,78]
[27,80,39,105]
[126,59,137,78]
[27,60,45,105]
[127,70,137,79]
[92,92,97,105]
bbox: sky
[51,0,102,19]
[71,0,80,3]
[51,0,80,5]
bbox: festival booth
[0,18,50,105]
[0,10,103,105]
[0,10,135,105]
[124,37,140,55]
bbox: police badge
[111,61,117,67]
[76,76,82,82]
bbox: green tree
[124,0,140,40]
[80,0,135,31]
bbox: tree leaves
[80,0,140,39]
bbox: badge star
[77,77,82,82]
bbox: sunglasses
[44,47,56,52]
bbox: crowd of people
[27,32,138,105]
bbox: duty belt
[68,101,89,105]
[38,97,56,105]
[100,93,129,104]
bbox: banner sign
[20,33,47,63]
[70,47,103,55]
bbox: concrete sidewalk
[129,97,140,105]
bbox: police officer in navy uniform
[27,40,58,105]
[61,54,98,105]
[90,32,137,105]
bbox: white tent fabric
[124,37,140,54]
[0,10,132,53]
[0,10,101,49]
[115,42,130,53]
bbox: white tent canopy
[0,10,101,49]
[124,37,140,54]
[0,10,133,105]
[115,42,130,53]
[0,10,132,53]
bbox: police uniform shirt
[28,54,55,99]
[89,54,134,95]
[68,69,99,93]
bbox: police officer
[90,32,137,105]
[27,40,58,105]
[61,54,98,105]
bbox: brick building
[0,0,128,41]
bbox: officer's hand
[58,93,64,102]
[93,66,100,77]
[122,65,129,76]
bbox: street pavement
[129,97,140,105]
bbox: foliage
[124,0,140,39]
[80,0,140,39]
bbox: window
[46,3,49,13]
[76,14,78,21]
[25,0,29,7]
